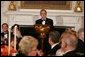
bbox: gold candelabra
[34,24,50,38]
[8,1,16,11]
[34,24,50,53]
[74,1,82,12]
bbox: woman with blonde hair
[16,36,43,56]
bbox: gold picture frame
[20,1,71,10]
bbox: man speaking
[35,9,53,30]
[35,9,54,55]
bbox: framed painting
[20,1,71,10]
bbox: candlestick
[8,26,11,55]
[14,26,17,51]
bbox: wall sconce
[8,1,16,11]
[74,1,82,12]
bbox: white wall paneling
[1,1,84,31]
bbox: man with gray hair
[56,30,79,56]
[76,28,84,54]
[78,28,84,42]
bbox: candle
[8,26,11,55]
[14,26,17,51]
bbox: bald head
[60,30,78,49]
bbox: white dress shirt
[51,43,59,49]
[42,18,46,25]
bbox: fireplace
[5,10,84,31]
[20,25,74,36]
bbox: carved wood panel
[20,1,71,10]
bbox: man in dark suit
[35,9,53,30]
[1,23,9,45]
[35,9,54,55]
[1,23,9,37]
[47,31,61,56]
[56,30,82,56]
[76,28,84,53]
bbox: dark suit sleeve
[46,18,53,26]
[1,32,4,38]
[47,19,54,31]
[50,19,53,26]
[35,19,42,24]
[35,20,38,24]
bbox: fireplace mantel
[5,10,84,16]
[5,10,84,31]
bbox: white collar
[51,43,59,49]
[64,48,75,54]
[56,48,74,56]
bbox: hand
[37,49,44,56]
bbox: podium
[34,24,50,53]
[34,24,50,38]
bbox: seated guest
[76,28,84,53]
[56,30,80,56]
[1,23,9,37]
[16,36,43,56]
[11,24,22,38]
[1,23,9,45]
[47,31,61,56]
[11,24,22,51]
